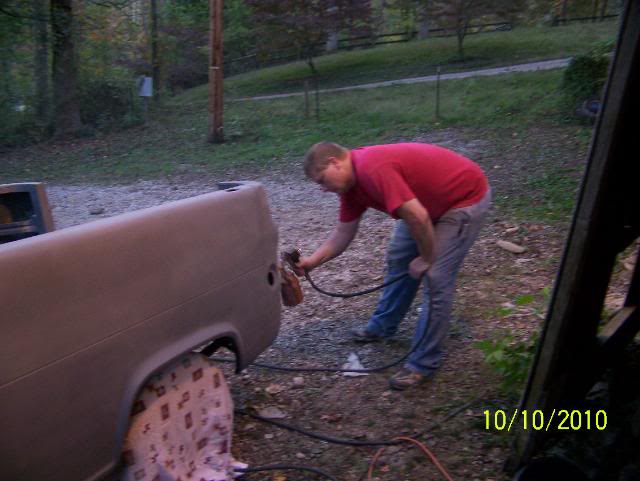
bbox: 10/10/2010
[483,409,607,431]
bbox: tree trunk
[599,0,609,19]
[33,0,50,124]
[306,55,318,78]
[417,4,429,39]
[456,16,467,59]
[51,0,83,136]
[375,0,386,36]
[150,0,160,100]
[325,31,338,52]
[0,54,11,109]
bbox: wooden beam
[598,257,640,355]
[626,247,640,306]
[598,305,640,353]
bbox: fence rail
[337,22,512,49]
[552,14,619,25]
[225,21,513,76]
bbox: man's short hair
[303,142,348,178]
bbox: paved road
[234,57,571,102]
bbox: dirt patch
[42,126,636,480]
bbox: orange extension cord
[367,436,456,481]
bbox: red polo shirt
[339,143,488,222]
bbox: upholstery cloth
[113,354,237,481]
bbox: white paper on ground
[342,352,369,377]
[232,461,249,478]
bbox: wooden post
[304,80,310,118]
[435,65,441,120]
[314,75,320,120]
[208,0,224,144]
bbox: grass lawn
[1,67,593,223]
[3,70,574,175]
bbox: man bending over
[295,141,491,390]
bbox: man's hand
[409,256,430,279]
[395,199,436,267]
[292,219,361,277]
[293,256,316,277]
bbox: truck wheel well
[200,336,239,367]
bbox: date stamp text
[483,409,607,431]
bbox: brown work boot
[349,328,385,343]
[388,367,428,390]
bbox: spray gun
[280,247,408,302]
[279,248,304,307]
[281,248,302,272]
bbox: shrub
[0,101,51,149]
[476,330,540,397]
[78,76,144,131]
[561,44,612,107]
[162,24,209,92]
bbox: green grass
[2,68,591,191]
[510,164,584,221]
[222,21,618,97]
[489,122,592,222]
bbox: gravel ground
[42,127,636,481]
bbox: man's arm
[295,218,360,274]
[395,199,436,278]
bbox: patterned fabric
[113,354,236,481]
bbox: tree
[428,0,521,58]
[0,0,48,143]
[32,0,49,123]
[246,0,373,77]
[388,0,419,35]
[558,0,569,20]
[150,0,160,99]
[598,0,609,20]
[388,0,433,39]
[1,0,151,143]
[0,5,26,116]
[417,2,431,39]
[224,0,253,59]
[51,0,83,135]
[160,0,209,91]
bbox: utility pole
[208,0,224,143]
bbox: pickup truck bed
[0,181,281,481]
